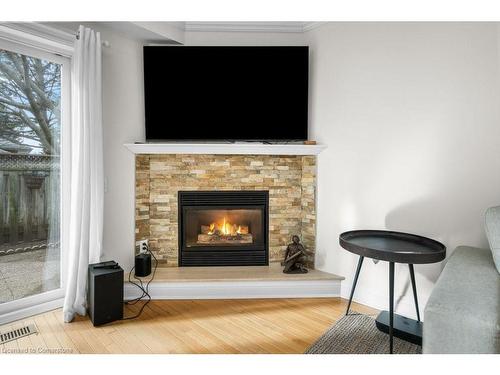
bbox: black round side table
[339,230,446,354]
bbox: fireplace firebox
[178,191,269,266]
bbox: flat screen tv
[143,46,309,141]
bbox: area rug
[305,313,421,354]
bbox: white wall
[83,24,145,271]
[306,23,500,317]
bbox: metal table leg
[408,264,420,322]
[374,263,423,347]
[345,256,364,316]
[389,261,395,354]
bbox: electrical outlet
[136,239,149,254]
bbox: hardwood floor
[0,298,377,354]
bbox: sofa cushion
[485,206,500,273]
[423,246,500,353]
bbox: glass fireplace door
[178,190,269,266]
[183,207,265,249]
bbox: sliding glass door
[0,37,69,321]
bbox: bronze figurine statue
[282,235,312,274]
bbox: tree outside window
[0,50,61,155]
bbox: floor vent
[0,324,37,345]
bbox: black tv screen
[143,46,309,141]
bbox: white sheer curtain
[63,25,104,322]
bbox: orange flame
[206,217,245,236]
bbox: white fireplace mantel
[124,142,326,156]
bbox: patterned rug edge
[305,313,422,354]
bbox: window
[0,37,69,314]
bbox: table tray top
[339,230,446,264]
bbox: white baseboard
[0,298,64,326]
[124,279,341,300]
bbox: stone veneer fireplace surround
[127,142,326,268]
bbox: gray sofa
[423,246,499,353]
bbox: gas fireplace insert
[178,191,269,266]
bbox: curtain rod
[75,29,110,47]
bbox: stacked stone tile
[135,154,317,267]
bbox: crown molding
[184,22,325,33]
[302,22,327,32]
